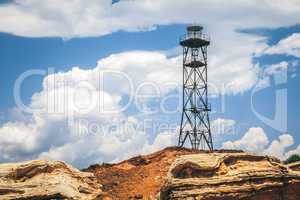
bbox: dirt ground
[84,147,200,199]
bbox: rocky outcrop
[2,148,300,200]
[160,152,300,200]
[288,161,300,171]
[0,160,103,200]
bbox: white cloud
[208,34,261,95]
[0,53,181,168]
[265,61,289,75]
[264,33,300,58]
[38,126,150,167]
[0,0,299,38]
[0,0,298,96]
[2,0,286,96]
[211,118,236,136]
[0,0,299,167]
[0,2,295,98]
[96,49,260,96]
[255,59,296,91]
[222,127,269,153]
[96,51,180,96]
[0,48,259,167]
[0,64,128,167]
[254,61,289,89]
[221,127,298,160]
[0,44,289,167]
[141,130,178,155]
[264,134,294,159]
[38,121,179,167]
[285,145,300,159]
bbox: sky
[0,0,299,168]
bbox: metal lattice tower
[178,25,213,151]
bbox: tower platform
[180,37,210,48]
[184,60,205,68]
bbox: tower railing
[179,32,210,43]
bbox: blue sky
[0,0,299,168]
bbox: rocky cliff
[0,160,104,200]
[160,152,300,200]
[1,148,300,200]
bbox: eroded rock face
[160,153,300,200]
[0,160,103,200]
[288,161,300,171]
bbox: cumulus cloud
[264,134,294,159]
[0,45,291,167]
[38,127,150,167]
[285,145,300,159]
[141,130,178,155]
[265,61,289,75]
[0,52,179,167]
[0,1,296,97]
[254,61,290,89]
[221,127,298,160]
[97,50,260,95]
[0,45,256,167]
[0,0,299,167]
[97,51,180,96]
[0,67,125,167]
[0,0,298,96]
[264,33,300,58]
[2,1,286,96]
[0,0,300,38]
[222,127,269,153]
[211,118,236,137]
